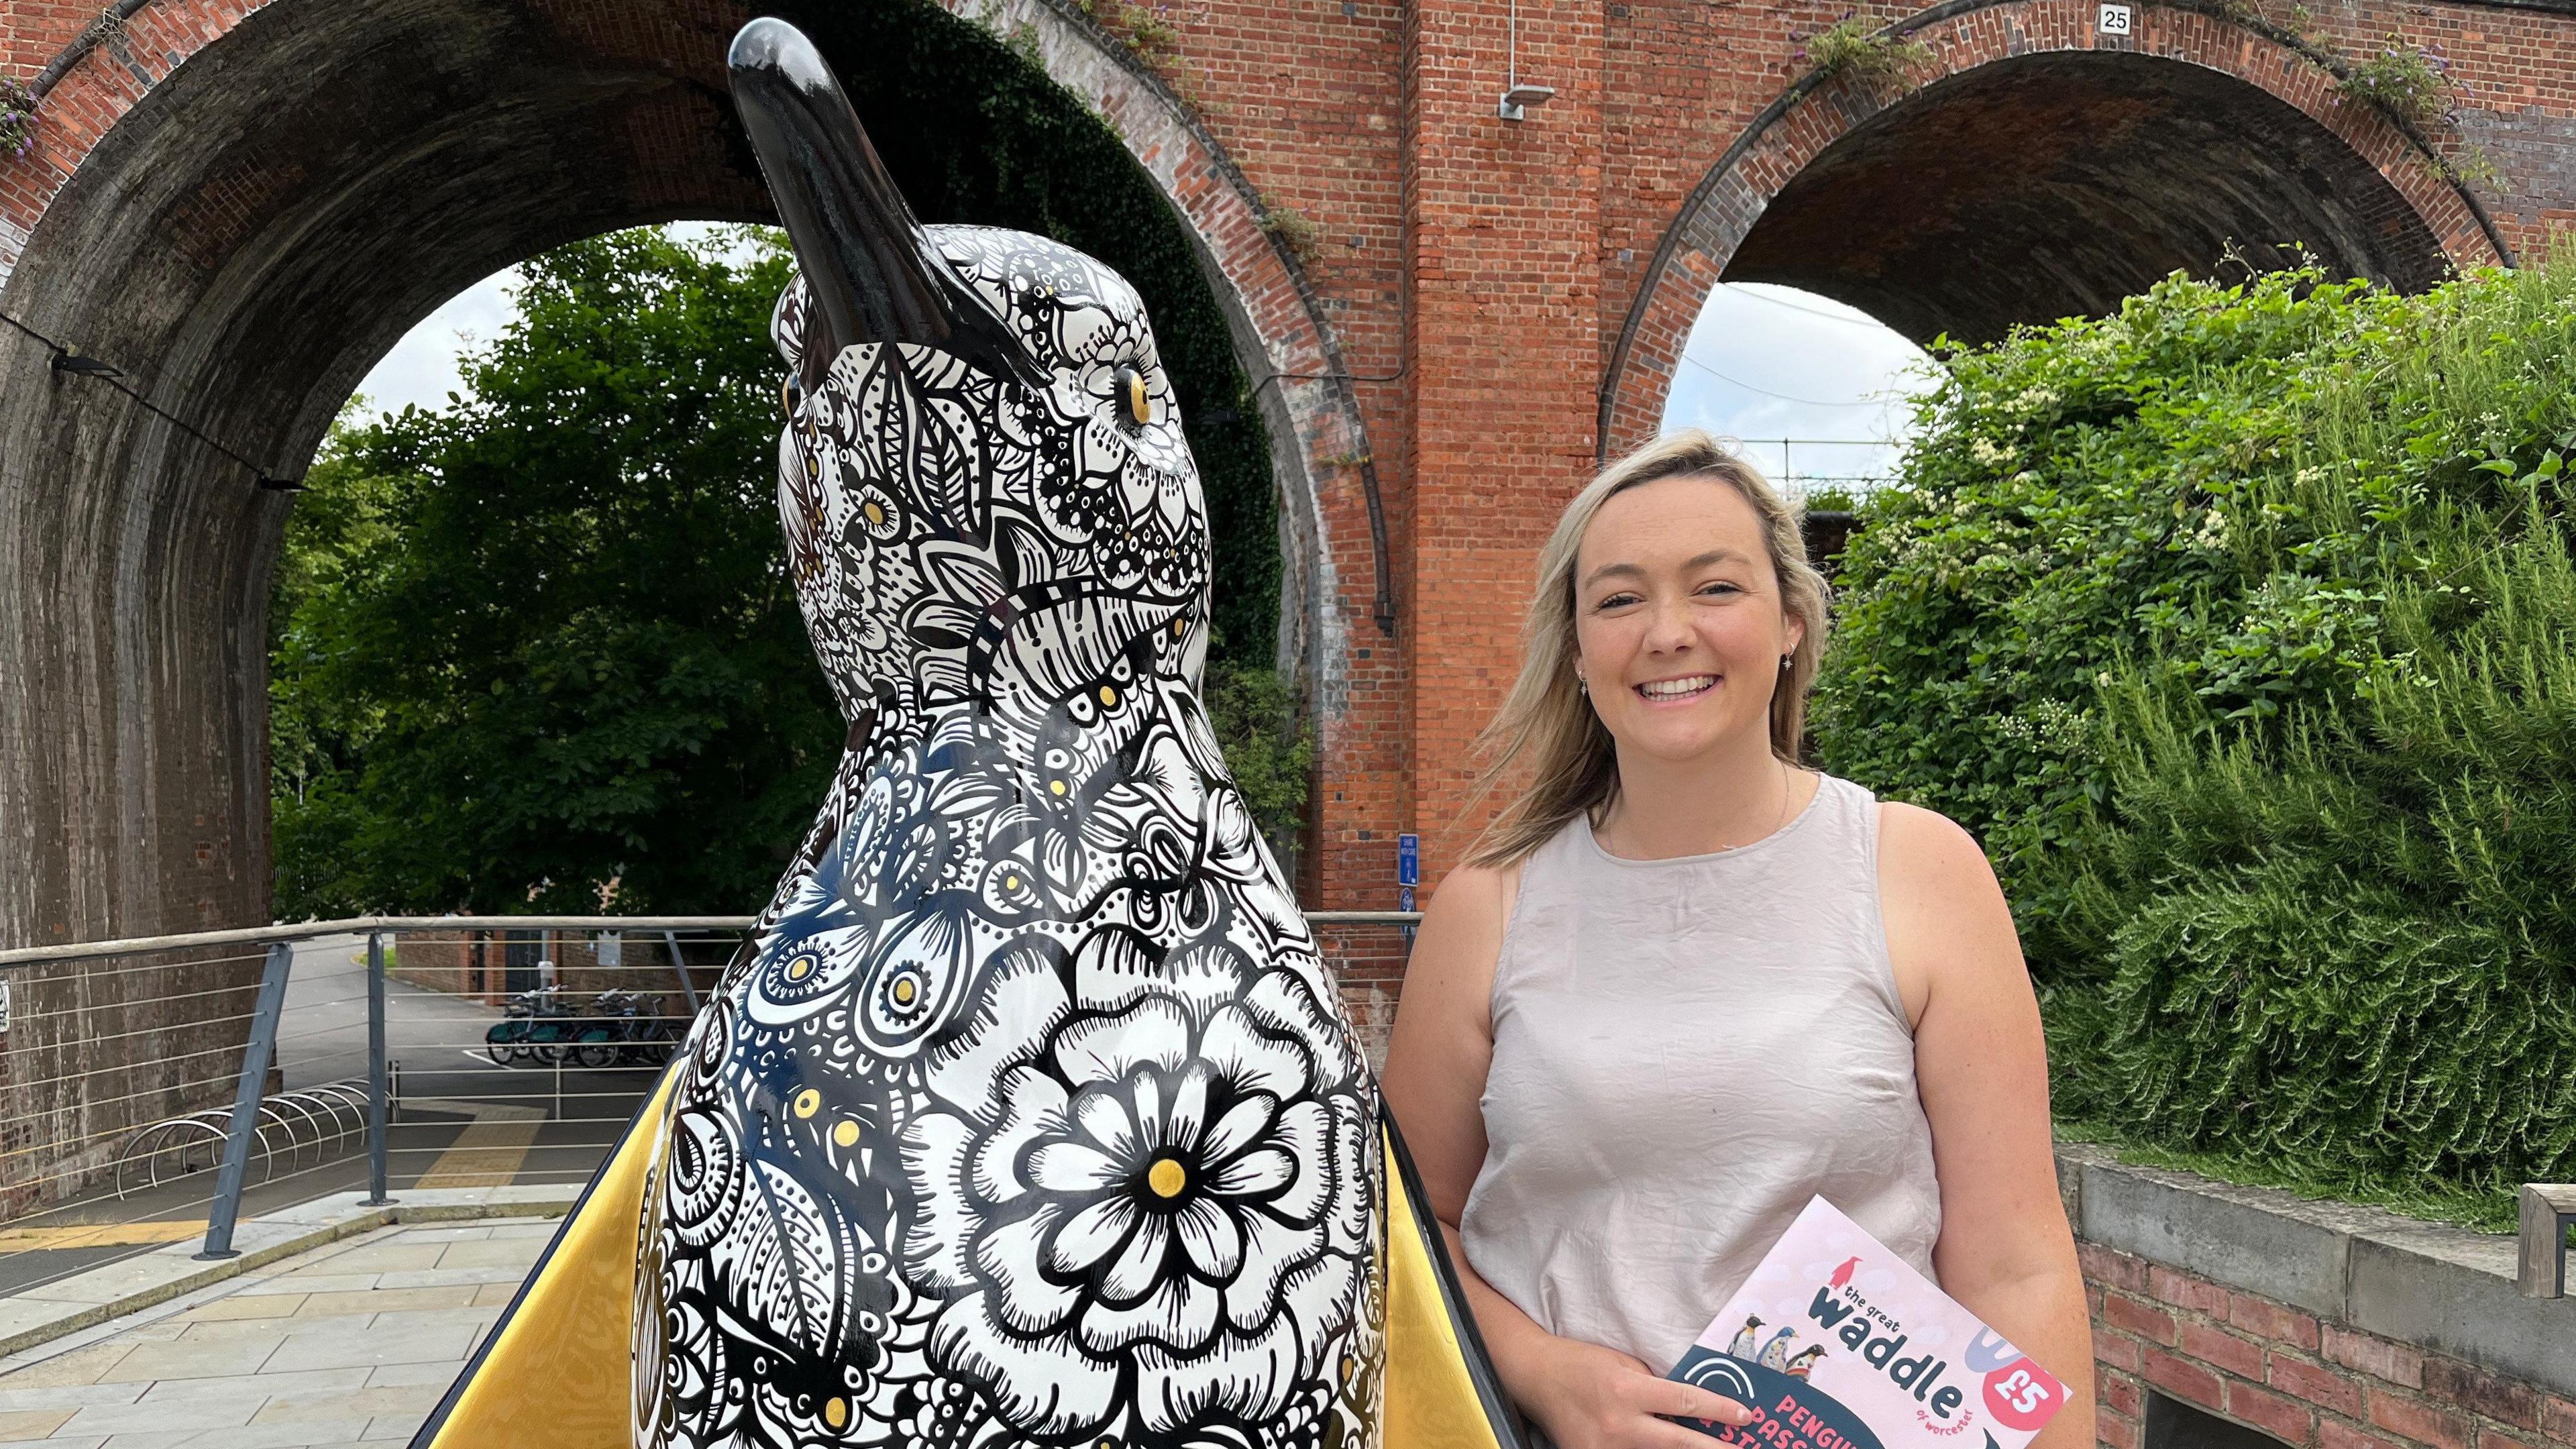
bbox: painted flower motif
[903,939,1369,1438]
[851,482,903,543]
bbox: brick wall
[2080,1241,2573,1449]
[1315,918,1414,1067]
[6,0,2576,945]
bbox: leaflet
[1669,1196,2069,1449]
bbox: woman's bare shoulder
[1874,798,2025,1026]
[1875,798,1994,882]
[1426,857,1520,924]
[1397,856,1524,1022]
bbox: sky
[348,222,756,423]
[352,235,1938,497]
[1658,282,1938,500]
[350,267,521,421]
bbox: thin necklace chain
[1608,758,1798,855]
[1736,759,1794,851]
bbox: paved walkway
[0,1216,552,1448]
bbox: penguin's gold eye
[1116,365,1150,429]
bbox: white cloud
[1660,282,1939,497]
[347,268,519,421]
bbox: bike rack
[111,1076,376,1200]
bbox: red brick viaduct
[1,0,2571,949]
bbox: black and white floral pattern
[633,220,1384,1449]
[906,936,1370,1439]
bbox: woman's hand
[1512,1336,1755,1449]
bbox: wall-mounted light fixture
[1499,0,1555,119]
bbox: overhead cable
[0,311,301,490]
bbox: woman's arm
[1880,804,2097,1449]
[1383,861,1753,1449]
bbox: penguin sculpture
[1785,1347,1827,1380]
[1725,1316,1765,1360]
[410,18,1520,1449]
[1756,1327,1800,1372]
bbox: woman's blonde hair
[1464,430,1831,867]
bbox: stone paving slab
[0,1187,573,1362]
[0,1214,566,1448]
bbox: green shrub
[1801,16,1935,88]
[2338,36,2455,129]
[1813,257,2576,1226]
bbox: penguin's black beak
[728,17,1044,393]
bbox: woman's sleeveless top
[1458,773,1943,1373]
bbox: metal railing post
[2518,1183,2576,1297]
[663,929,699,1012]
[197,941,293,1260]
[364,931,392,1205]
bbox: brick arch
[0,0,1373,946]
[1599,0,2512,459]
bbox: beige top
[1458,773,1943,1373]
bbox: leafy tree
[274,229,833,916]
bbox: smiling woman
[1379,430,2095,1449]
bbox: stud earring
[1780,655,1792,672]
[1576,674,1589,696]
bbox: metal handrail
[0,910,1426,1260]
[0,910,1421,966]
[0,916,756,967]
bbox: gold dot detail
[1125,370,1151,426]
[1050,780,1067,796]
[785,955,813,982]
[892,977,917,1006]
[833,1120,861,1148]
[1004,874,1021,890]
[863,501,885,526]
[1146,1158,1187,1199]
[792,1089,820,1119]
[825,1397,849,1430]
[1099,685,1118,707]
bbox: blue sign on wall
[1397,833,1419,885]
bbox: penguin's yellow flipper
[1382,1112,1529,1449]
[409,1061,678,1449]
